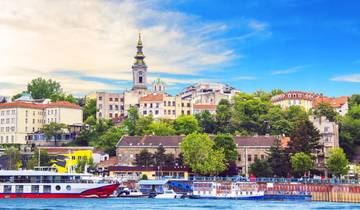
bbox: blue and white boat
[191,181,264,200]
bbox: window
[109,98,113,101]
[55,185,61,191]
[181,103,184,107]
[109,105,113,110]
[15,185,24,193]
[115,105,119,110]
[143,111,147,115]
[261,155,265,160]
[155,110,159,115]
[164,101,166,106]
[139,76,143,83]
[168,101,171,106]
[324,127,329,132]
[98,96,103,100]
[187,103,191,107]
[31,185,39,193]
[115,98,119,102]
[109,113,113,118]
[4,185,12,193]
[43,185,51,193]
[254,154,258,160]
[182,110,184,115]
[164,110,167,115]
[187,111,191,115]
[172,110,176,115]
[168,110,171,115]
[247,155,252,162]
[156,103,159,108]
[172,101,175,106]
[237,155,241,161]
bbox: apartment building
[139,93,192,120]
[0,101,82,144]
[313,96,349,116]
[271,91,319,111]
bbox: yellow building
[271,91,319,111]
[39,147,93,173]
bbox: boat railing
[190,176,360,185]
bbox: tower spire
[134,32,145,66]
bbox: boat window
[31,185,40,193]
[55,185,61,191]
[43,176,52,183]
[15,185,24,193]
[4,185,12,193]
[0,176,11,183]
[66,185,71,191]
[53,176,61,183]
[43,185,51,193]
[30,176,41,183]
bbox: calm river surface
[1,198,360,210]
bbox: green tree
[123,107,140,136]
[135,115,153,136]
[26,150,50,169]
[73,118,113,147]
[339,107,360,160]
[195,110,215,134]
[287,120,321,155]
[326,148,350,177]
[154,145,166,167]
[253,90,272,101]
[180,133,225,175]
[146,121,176,136]
[5,147,22,170]
[41,122,67,146]
[173,115,200,135]
[27,77,62,99]
[83,99,97,121]
[249,158,273,177]
[92,126,125,156]
[215,99,233,133]
[271,89,284,96]
[134,149,155,166]
[290,152,314,177]
[232,93,272,135]
[285,106,309,123]
[213,133,237,163]
[267,139,291,177]
[349,94,360,108]
[313,102,338,122]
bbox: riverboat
[0,170,119,198]
[191,181,264,200]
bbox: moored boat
[191,181,264,200]
[0,170,119,198]
[154,189,184,199]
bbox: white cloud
[248,20,269,32]
[271,65,304,75]
[0,0,239,95]
[332,74,360,83]
[233,76,256,80]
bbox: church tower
[132,33,148,90]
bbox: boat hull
[190,195,265,200]
[0,184,119,199]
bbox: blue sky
[159,0,360,96]
[0,0,359,97]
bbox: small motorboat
[118,187,147,198]
[154,189,183,199]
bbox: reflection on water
[1,198,360,210]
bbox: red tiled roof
[117,135,279,148]
[0,101,81,110]
[140,93,164,102]
[271,91,320,102]
[0,102,44,109]
[98,156,118,168]
[193,104,217,110]
[45,101,81,109]
[313,96,349,108]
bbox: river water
[1,198,360,210]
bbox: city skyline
[1,0,359,97]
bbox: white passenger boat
[154,189,183,199]
[0,170,119,199]
[191,181,264,200]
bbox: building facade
[313,96,349,116]
[271,91,319,111]
[116,135,286,176]
[271,91,349,116]
[139,93,192,120]
[0,101,82,144]
[309,115,340,172]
